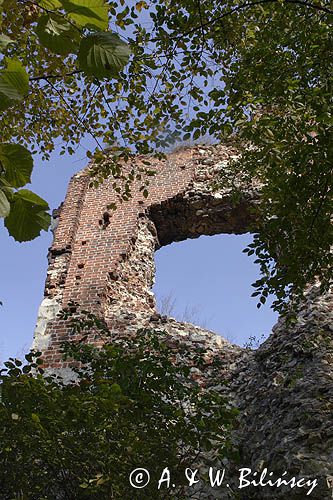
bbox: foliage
[0,319,238,499]
[212,3,333,313]
[0,0,332,309]
[146,0,333,313]
[242,333,267,350]
[0,0,131,241]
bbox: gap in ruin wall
[33,143,257,364]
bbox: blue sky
[153,233,278,346]
[0,143,278,361]
[0,144,89,360]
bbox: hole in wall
[153,233,278,348]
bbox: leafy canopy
[0,0,131,241]
[0,0,332,311]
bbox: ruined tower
[33,145,333,499]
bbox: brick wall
[32,144,333,499]
[33,143,255,365]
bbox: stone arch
[148,179,257,247]
[33,143,258,356]
[32,144,333,498]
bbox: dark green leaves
[78,32,130,78]
[0,58,29,111]
[4,189,50,242]
[0,144,50,241]
[0,189,10,216]
[0,321,237,498]
[33,5,129,80]
[0,143,33,188]
[35,14,80,55]
[62,0,109,30]
[0,1,130,245]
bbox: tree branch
[196,0,206,46]
[44,78,103,150]
[30,70,83,82]
[163,0,333,41]
[286,0,333,14]
[19,0,82,33]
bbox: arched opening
[153,233,278,347]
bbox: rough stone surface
[33,144,333,498]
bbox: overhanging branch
[30,70,83,82]
[161,0,333,42]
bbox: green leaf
[62,0,108,30]
[14,189,49,208]
[39,0,62,8]
[5,189,50,242]
[0,143,33,188]
[0,34,14,51]
[0,189,10,217]
[36,14,80,55]
[193,129,201,140]
[111,383,121,393]
[0,58,29,111]
[78,32,130,79]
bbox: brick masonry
[33,144,333,499]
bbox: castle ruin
[33,144,333,499]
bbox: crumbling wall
[33,144,333,498]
